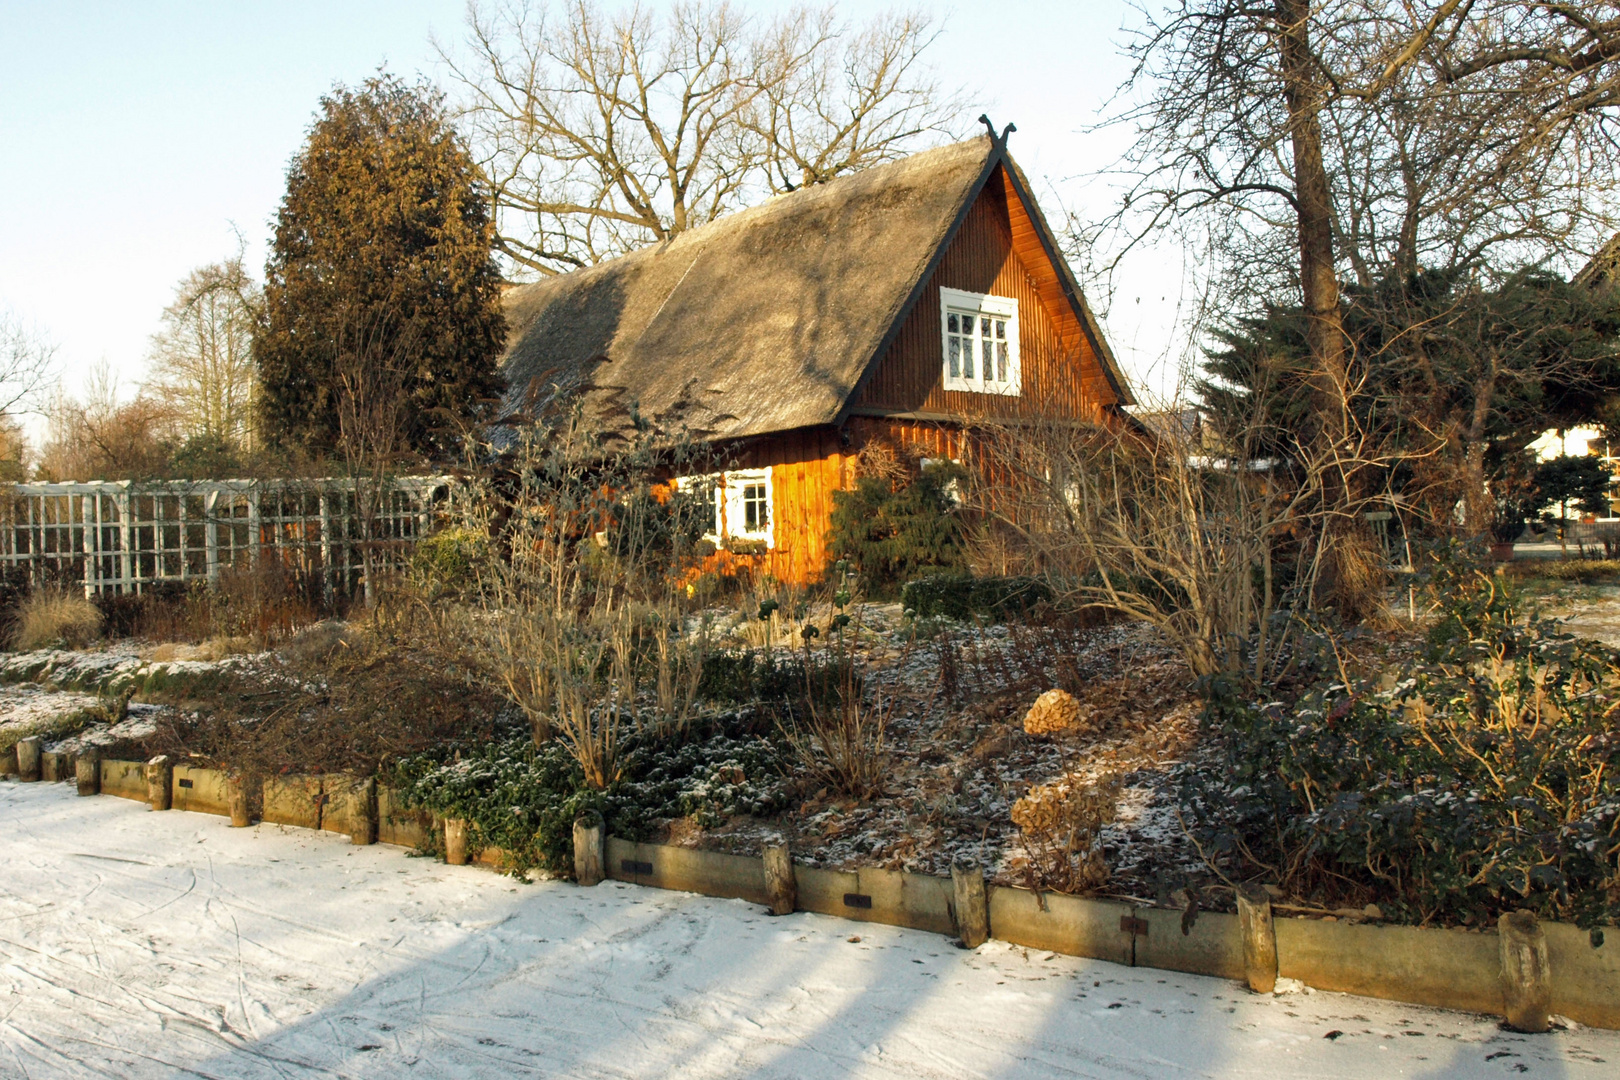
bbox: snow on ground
[1,782,1614,1080]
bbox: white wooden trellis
[0,477,452,597]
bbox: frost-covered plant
[390,726,788,878]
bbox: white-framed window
[940,286,1020,396]
[677,468,774,550]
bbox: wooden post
[146,755,172,810]
[572,810,604,886]
[1499,910,1552,1033]
[951,854,990,949]
[1236,885,1279,994]
[763,841,796,916]
[16,736,40,782]
[75,750,100,796]
[41,750,62,783]
[228,776,250,827]
[444,817,469,866]
[351,778,377,845]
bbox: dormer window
[941,287,1020,395]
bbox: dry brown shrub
[14,587,103,650]
[1022,688,1088,736]
[1011,773,1120,892]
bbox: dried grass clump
[1011,773,1120,892]
[1021,688,1088,736]
[14,588,103,651]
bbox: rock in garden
[1022,689,1086,736]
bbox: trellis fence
[0,477,452,598]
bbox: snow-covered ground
[0,781,1614,1079]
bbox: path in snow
[0,781,1614,1079]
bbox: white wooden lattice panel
[0,477,449,597]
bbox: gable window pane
[940,288,1018,396]
[961,314,975,378]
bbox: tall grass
[14,587,103,651]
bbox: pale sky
[0,1,1188,430]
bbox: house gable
[846,161,1128,423]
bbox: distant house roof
[497,134,1129,443]
[1574,232,1620,290]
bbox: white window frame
[940,286,1020,396]
[678,469,774,550]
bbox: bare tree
[0,309,59,418]
[35,362,182,482]
[145,257,261,450]
[1093,2,1620,605]
[334,313,416,606]
[1108,1,1620,331]
[441,0,958,275]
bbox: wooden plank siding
[853,164,1119,422]
[714,428,850,585]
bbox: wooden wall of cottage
[852,162,1120,423]
[713,164,1124,586]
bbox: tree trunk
[75,750,100,797]
[1278,0,1349,435]
[228,778,251,828]
[444,817,470,866]
[146,755,172,811]
[16,736,40,782]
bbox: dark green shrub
[829,464,964,595]
[900,573,1052,621]
[389,725,788,877]
[696,648,857,714]
[1186,551,1620,931]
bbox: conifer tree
[255,73,505,458]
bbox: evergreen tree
[255,73,506,458]
[1200,267,1620,531]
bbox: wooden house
[497,129,1135,584]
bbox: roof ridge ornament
[978,114,1016,148]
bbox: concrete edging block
[376,785,431,849]
[1132,904,1245,981]
[1275,916,1502,1015]
[41,750,70,782]
[320,775,374,841]
[1544,922,1620,1030]
[170,766,231,816]
[796,864,955,936]
[987,886,1134,967]
[99,759,148,802]
[607,837,773,907]
[262,775,322,829]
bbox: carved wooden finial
[978,114,1017,146]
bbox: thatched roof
[1574,232,1620,290]
[498,135,1126,442]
